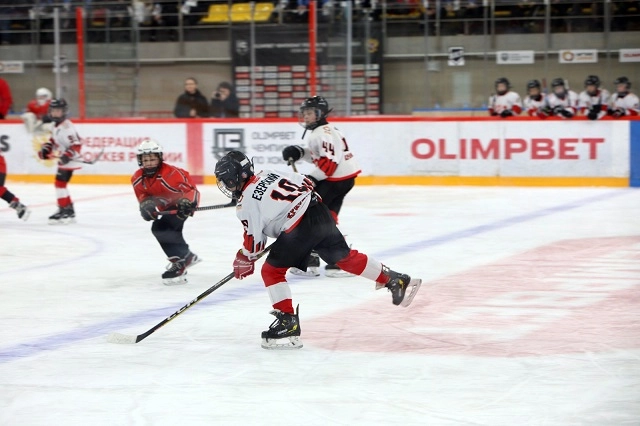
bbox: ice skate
[261,306,303,350]
[376,266,422,307]
[162,256,188,285]
[324,263,355,278]
[183,251,202,270]
[289,252,320,277]
[9,200,31,221]
[48,204,75,225]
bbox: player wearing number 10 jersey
[214,151,421,350]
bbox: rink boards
[1,116,639,187]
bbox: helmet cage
[298,96,330,130]
[214,151,254,200]
[48,98,68,124]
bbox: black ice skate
[48,204,75,225]
[183,251,202,270]
[376,266,422,307]
[9,200,31,221]
[162,256,188,285]
[289,252,320,277]
[261,305,303,350]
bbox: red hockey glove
[140,198,158,221]
[233,250,254,280]
[38,142,54,160]
[59,149,75,165]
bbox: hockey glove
[560,108,574,119]
[140,199,158,221]
[500,109,513,118]
[176,198,195,220]
[587,110,599,120]
[282,145,304,162]
[552,105,564,116]
[612,108,625,118]
[233,250,254,280]
[38,142,54,160]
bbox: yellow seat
[231,3,252,23]
[200,4,229,24]
[253,2,274,22]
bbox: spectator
[523,79,547,117]
[210,81,240,118]
[578,75,610,120]
[0,77,12,119]
[608,76,640,118]
[173,77,210,118]
[488,77,522,117]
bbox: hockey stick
[287,157,298,173]
[56,146,105,165]
[156,200,236,216]
[107,244,273,344]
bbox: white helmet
[35,88,52,106]
[136,139,164,176]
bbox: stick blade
[107,332,138,344]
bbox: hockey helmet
[298,95,331,131]
[494,77,510,95]
[214,150,254,200]
[136,139,164,177]
[551,78,567,98]
[614,76,631,95]
[526,79,541,90]
[584,75,600,96]
[48,98,68,124]
[36,87,53,106]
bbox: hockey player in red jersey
[0,152,30,221]
[488,77,522,117]
[214,151,421,350]
[37,98,82,224]
[132,139,201,285]
[282,96,361,277]
[608,76,639,118]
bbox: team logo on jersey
[212,129,245,160]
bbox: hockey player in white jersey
[542,78,579,119]
[578,75,610,120]
[523,79,547,117]
[282,96,361,278]
[608,76,639,118]
[214,151,421,350]
[37,98,82,224]
[488,77,522,117]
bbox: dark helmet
[494,77,510,95]
[298,95,331,130]
[136,139,163,177]
[584,75,600,87]
[526,79,541,90]
[48,98,68,124]
[551,78,565,88]
[551,78,567,98]
[214,150,254,200]
[613,76,631,90]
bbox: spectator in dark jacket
[210,81,240,118]
[173,77,210,118]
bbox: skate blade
[19,209,32,221]
[48,217,75,225]
[163,275,188,286]
[324,269,355,278]
[400,278,422,307]
[289,267,320,277]
[261,336,303,350]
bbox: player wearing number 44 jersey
[282,95,361,278]
[214,151,421,350]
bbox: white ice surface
[1,183,639,425]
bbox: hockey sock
[336,250,386,283]
[0,188,16,204]
[262,263,294,314]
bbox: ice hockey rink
[1,182,639,425]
